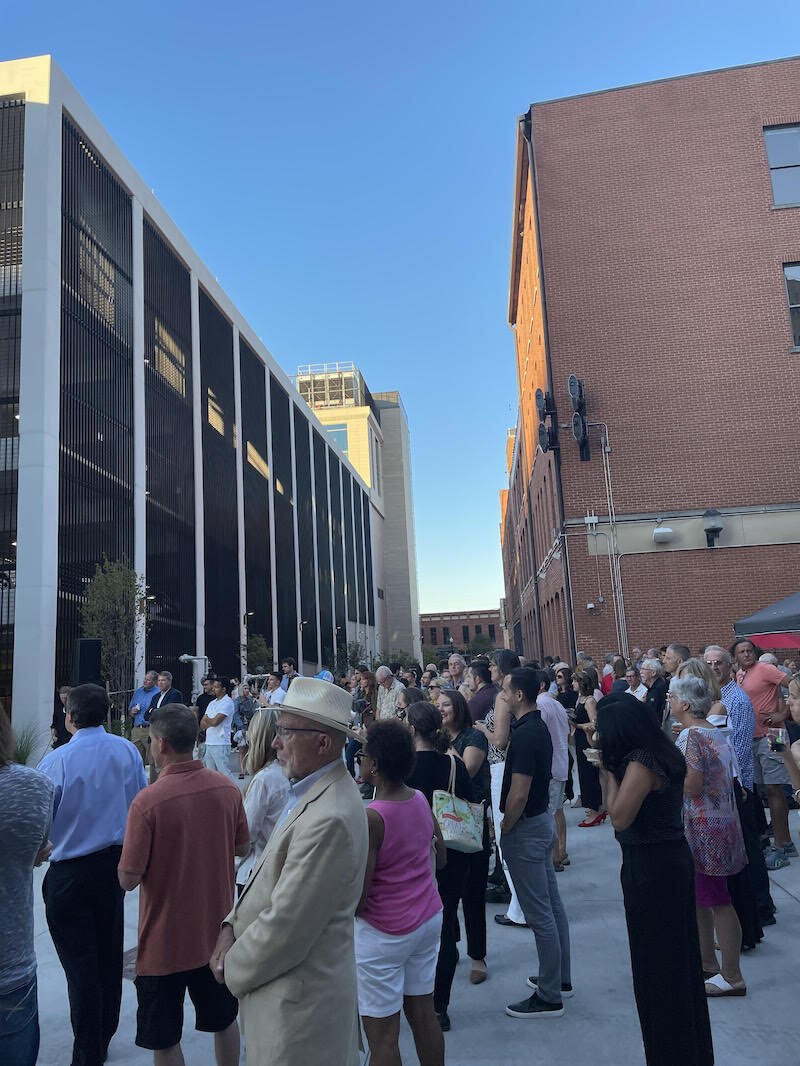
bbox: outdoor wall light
[702,509,724,548]
[652,523,674,544]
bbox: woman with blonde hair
[235,707,290,893]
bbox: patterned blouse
[483,701,505,765]
[676,727,746,877]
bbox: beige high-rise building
[295,364,421,662]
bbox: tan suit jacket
[224,761,368,1066]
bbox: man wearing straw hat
[210,677,368,1066]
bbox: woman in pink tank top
[356,719,446,1066]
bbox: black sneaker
[505,993,564,1019]
[526,975,573,997]
[436,1011,451,1032]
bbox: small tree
[347,642,367,669]
[80,558,145,705]
[467,633,494,658]
[246,634,273,674]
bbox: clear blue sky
[5,2,797,611]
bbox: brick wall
[504,58,800,663]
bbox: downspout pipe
[521,109,578,661]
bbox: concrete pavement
[34,801,800,1065]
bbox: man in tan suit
[210,678,368,1066]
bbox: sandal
[704,974,746,997]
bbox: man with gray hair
[448,654,471,699]
[639,657,668,729]
[703,646,776,927]
[375,665,405,720]
[129,670,158,766]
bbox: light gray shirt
[0,764,54,992]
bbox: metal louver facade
[3,56,379,737]
[0,97,24,708]
[56,116,134,686]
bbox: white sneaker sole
[526,978,574,998]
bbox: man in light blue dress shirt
[129,669,158,766]
[38,684,147,1066]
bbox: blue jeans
[0,976,39,1066]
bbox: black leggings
[433,850,468,1012]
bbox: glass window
[475,624,482,635]
[765,126,800,206]
[488,624,496,642]
[430,627,437,645]
[326,422,349,457]
[443,626,450,643]
[785,264,800,347]
[462,625,469,644]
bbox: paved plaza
[33,800,800,1065]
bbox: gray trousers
[502,811,571,1004]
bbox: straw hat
[280,676,360,738]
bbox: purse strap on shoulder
[448,752,456,795]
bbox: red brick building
[419,610,504,655]
[502,57,800,663]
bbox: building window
[488,623,496,642]
[785,264,800,347]
[326,422,349,457]
[430,627,437,645]
[443,626,450,644]
[475,624,482,635]
[765,126,800,206]
[462,625,469,644]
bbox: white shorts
[548,778,566,812]
[355,910,442,1018]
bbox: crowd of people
[2,638,799,1065]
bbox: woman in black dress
[406,701,474,1033]
[597,692,714,1066]
[554,665,578,802]
[572,668,606,826]
[439,688,491,987]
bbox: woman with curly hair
[356,719,445,1066]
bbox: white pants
[204,744,233,777]
[490,761,525,924]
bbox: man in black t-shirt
[499,668,572,1020]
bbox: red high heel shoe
[578,811,607,828]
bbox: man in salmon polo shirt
[118,704,250,1065]
[731,638,796,869]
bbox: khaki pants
[130,726,150,767]
[131,724,160,784]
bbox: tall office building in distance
[1,56,381,736]
[295,364,422,662]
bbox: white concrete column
[325,446,337,664]
[308,422,322,670]
[190,273,205,657]
[131,198,146,684]
[264,372,278,669]
[288,403,303,666]
[232,326,247,676]
[13,88,63,746]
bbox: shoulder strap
[448,753,456,795]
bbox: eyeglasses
[704,660,724,668]
[274,726,327,738]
